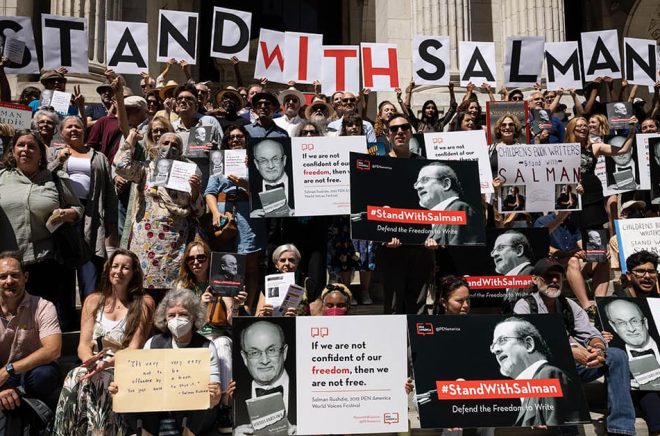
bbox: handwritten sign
[113,348,210,412]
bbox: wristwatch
[5,362,15,376]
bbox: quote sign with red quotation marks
[296,315,408,435]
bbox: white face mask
[167,316,192,338]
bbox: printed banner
[408,314,590,428]
[496,143,582,213]
[596,297,660,390]
[614,217,660,273]
[423,130,494,194]
[350,153,485,245]
[443,227,550,307]
[296,315,408,434]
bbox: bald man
[605,299,659,368]
[250,139,294,216]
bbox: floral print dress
[53,314,127,436]
[115,144,204,289]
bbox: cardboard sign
[504,36,545,88]
[459,41,497,87]
[443,227,550,307]
[321,45,360,95]
[412,35,450,86]
[614,217,660,273]
[0,102,32,129]
[210,7,252,62]
[106,21,149,74]
[423,130,494,194]
[113,348,211,412]
[350,153,485,245]
[41,14,88,73]
[360,43,400,91]
[0,16,40,74]
[157,10,198,64]
[408,314,590,428]
[596,297,660,391]
[544,41,583,91]
[496,143,582,213]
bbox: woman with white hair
[109,288,221,435]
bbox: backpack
[0,386,54,436]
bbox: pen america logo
[356,160,371,170]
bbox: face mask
[167,316,192,337]
[323,307,348,316]
[158,144,179,160]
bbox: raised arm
[0,57,11,102]
[594,117,638,157]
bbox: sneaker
[361,292,373,305]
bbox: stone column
[497,0,565,45]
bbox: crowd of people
[0,53,659,435]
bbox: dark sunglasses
[186,254,208,264]
[388,123,411,133]
[301,129,319,136]
[342,98,357,103]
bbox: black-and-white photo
[500,185,526,212]
[408,314,590,428]
[248,137,295,218]
[554,183,579,210]
[649,137,660,205]
[151,158,172,185]
[604,135,639,192]
[596,297,660,390]
[606,102,633,130]
[442,228,549,307]
[209,252,245,297]
[184,126,213,159]
[267,286,279,298]
[209,150,224,177]
[233,318,297,435]
[583,228,608,263]
[350,153,485,245]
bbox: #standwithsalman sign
[350,153,485,245]
[408,314,590,429]
[496,143,581,213]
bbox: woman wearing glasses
[205,124,265,306]
[294,120,323,137]
[115,131,204,303]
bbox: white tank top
[67,156,91,199]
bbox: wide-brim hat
[39,69,66,85]
[251,91,280,108]
[278,87,306,106]
[158,80,179,100]
[304,98,335,119]
[620,200,646,214]
[216,86,244,108]
[96,83,113,95]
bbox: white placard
[360,43,400,91]
[615,217,660,273]
[224,149,248,179]
[3,37,25,65]
[283,32,323,85]
[623,37,658,87]
[424,130,493,194]
[210,7,252,62]
[496,143,582,213]
[254,28,285,83]
[459,41,497,87]
[264,272,296,313]
[106,21,149,75]
[50,91,72,115]
[412,35,450,86]
[544,41,583,91]
[41,14,88,73]
[165,160,197,193]
[157,10,198,64]
[295,315,408,435]
[0,16,40,74]
[0,102,32,129]
[581,29,622,82]
[596,133,654,197]
[321,45,360,95]
[291,135,367,216]
[504,36,545,88]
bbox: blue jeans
[5,362,61,407]
[575,347,636,435]
[76,256,105,302]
